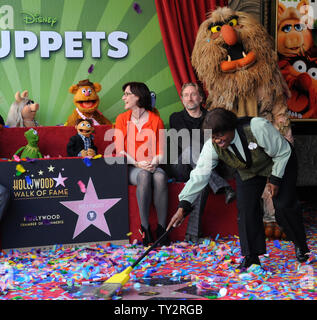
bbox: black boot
[295,246,309,263]
[238,255,261,269]
[141,225,153,246]
[156,224,170,247]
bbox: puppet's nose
[297,73,312,89]
[221,24,237,46]
[85,91,91,96]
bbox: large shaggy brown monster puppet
[192,7,291,136]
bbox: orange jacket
[114,110,165,162]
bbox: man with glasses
[168,83,235,243]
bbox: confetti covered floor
[0,203,316,300]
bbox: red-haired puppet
[279,50,317,119]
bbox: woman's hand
[147,155,161,172]
[135,161,156,172]
[167,208,186,231]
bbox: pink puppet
[6,90,39,127]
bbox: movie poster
[277,0,317,119]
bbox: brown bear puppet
[65,79,111,127]
[191,6,291,136]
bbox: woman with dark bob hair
[114,82,169,246]
[168,108,310,268]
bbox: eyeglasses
[123,92,134,97]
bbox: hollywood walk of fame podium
[0,157,129,250]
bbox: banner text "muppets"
[0,30,129,59]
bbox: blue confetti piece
[83,157,92,167]
[150,91,156,108]
[273,240,281,249]
[215,234,220,241]
[25,175,32,185]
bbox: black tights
[129,166,168,229]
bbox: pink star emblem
[53,172,68,187]
[60,178,121,239]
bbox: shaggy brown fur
[192,7,290,134]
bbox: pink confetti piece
[77,180,86,193]
[13,155,20,162]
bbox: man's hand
[267,183,279,197]
[167,208,186,231]
[87,148,96,157]
[80,149,88,157]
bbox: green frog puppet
[14,128,42,159]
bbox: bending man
[168,108,310,268]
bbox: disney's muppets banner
[0,0,180,126]
[0,158,129,249]
[277,0,317,119]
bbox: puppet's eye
[282,24,292,33]
[294,24,304,32]
[32,129,38,135]
[293,60,307,73]
[228,18,238,27]
[82,88,86,94]
[80,123,85,127]
[308,67,317,79]
[210,25,221,33]
[87,88,92,94]
[86,123,91,128]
